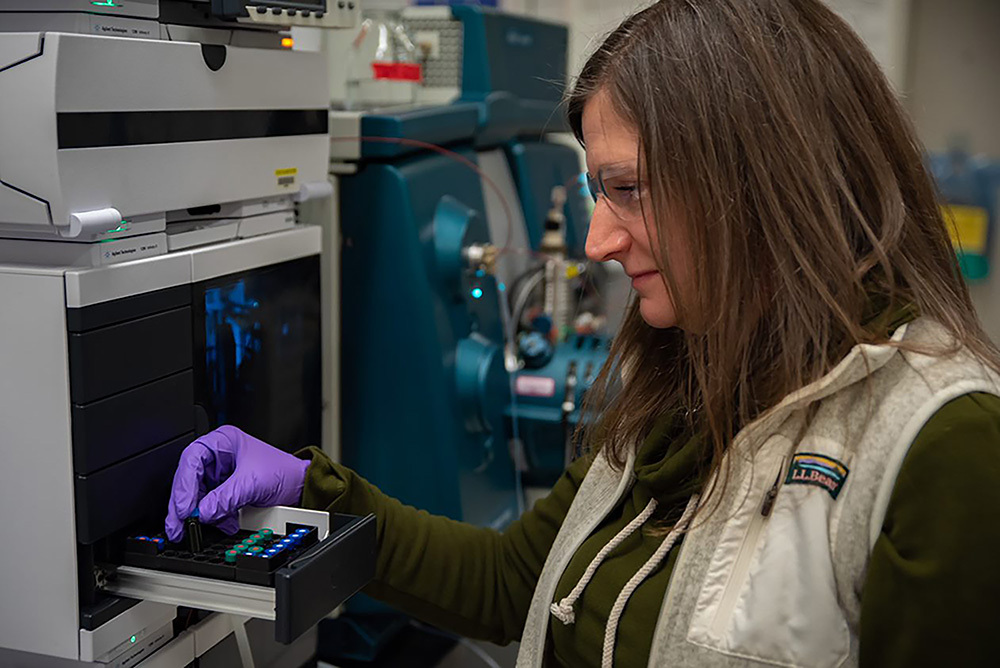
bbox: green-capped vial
[260,529,274,540]
[250,533,262,543]
[225,550,239,563]
[248,546,264,554]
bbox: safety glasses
[585,165,648,220]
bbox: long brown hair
[569,0,1000,506]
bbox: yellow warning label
[275,167,298,188]
[943,204,989,254]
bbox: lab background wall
[904,0,1000,340]
[906,0,1000,157]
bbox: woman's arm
[860,392,1000,666]
[300,447,593,644]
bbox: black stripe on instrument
[57,109,329,149]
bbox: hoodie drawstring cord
[600,493,700,668]
[550,497,661,625]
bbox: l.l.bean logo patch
[785,453,849,500]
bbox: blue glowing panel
[193,257,321,452]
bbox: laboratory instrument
[322,5,612,661]
[0,2,373,666]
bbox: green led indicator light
[105,222,129,234]
[91,1,122,7]
[130,635,136,644]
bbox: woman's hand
[164,425,310,542]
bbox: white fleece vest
[516,318,1000,668]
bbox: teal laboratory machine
[323,6,609,662]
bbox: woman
[166,1,1000,666]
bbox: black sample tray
[111,513,377,644]
[124,523,319,586]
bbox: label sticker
[785,453,849,500]
[275,167,298,188]
[515,375,556,398]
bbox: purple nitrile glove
[164,425,310,542]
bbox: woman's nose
[585,203,631,263]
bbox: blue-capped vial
[295,528,309,535]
